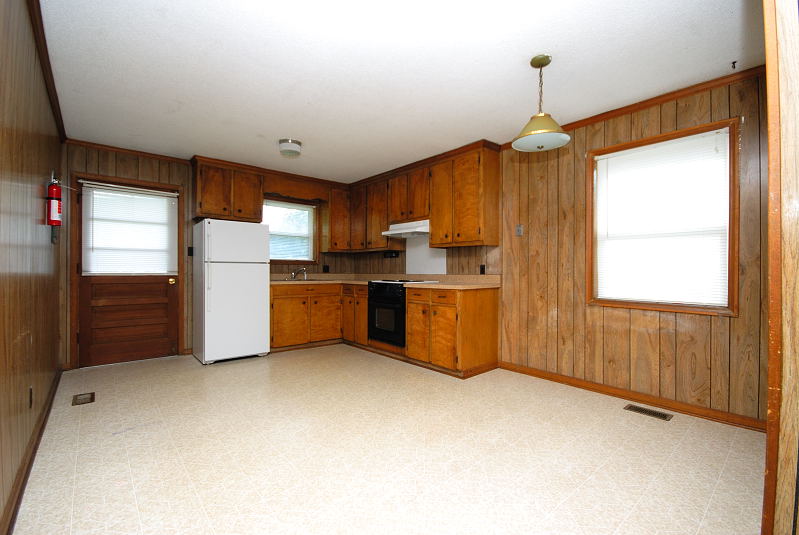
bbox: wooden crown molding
[499,65,766,151]
[26,0,66,141]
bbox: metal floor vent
[72,392,95,406]
[624,404,673,421]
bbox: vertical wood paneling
[757,75,769,421]
[498,72,768,422]
[676,314,711,407]
[557,140,575,376]
[501,150,522,364]
[729,78,762,418]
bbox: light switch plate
[515,224,524,236]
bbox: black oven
[368,281,407,347]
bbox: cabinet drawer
[431,290,457,305]
[272,284,341,296]
[354,286,368,297]
[342,285,355,295]
[406,288,431,302]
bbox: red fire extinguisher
[46,174,62,226]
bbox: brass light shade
[512,55,571,152]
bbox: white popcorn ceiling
[41,0,764,183]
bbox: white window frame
[262,199,317,263]
[586,119,739,316]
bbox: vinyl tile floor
[13,345,765,535]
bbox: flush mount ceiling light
[278,138,302,158]
[511,54,571,152]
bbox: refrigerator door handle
[206,222,212,262]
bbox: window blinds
[81,182,178,275]
[261,200,314,261]
[593,127,730,307]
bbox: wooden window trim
[263,196,320,265]
[585,117,741,317]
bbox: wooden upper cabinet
[193,158,264,222]
[350,185,367,250]
[452,152,481,243]
[407,167,430,220]
[329,188,351,250]
[196,165,232,217]
[231,170,263,220]
[429,159,454,246]
[388,174,409,223]
[366,181,389,249]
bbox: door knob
[168,278,177,285]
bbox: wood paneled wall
[500,71,768,422]
[63,143,193,360]
[0,0,63,531]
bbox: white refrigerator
[193,219,270,364]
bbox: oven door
[368,299,405,347]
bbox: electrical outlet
[480,264,486,275]
[515,224,524,236]
[322,264,330,273]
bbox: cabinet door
[231,170,263,220]
[366,181,389,249]
[354,296,369,345]
[197,165,232,217]
[341,296,355,341]
[330,189,351,250]
[350,185,367,250]
[388,174,408,223]
[452,151,481,243]
[429,160,453,246]
[430,305,457,369]
[406,301,430,362]
[408,167,430,220]
[310,295,341,341]
[271,297,309,347]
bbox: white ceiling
[41,0,764,183]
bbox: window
[588,119,738,314]
[261,200,316,261]
[82,181,178,275]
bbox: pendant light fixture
[511,54,571,152]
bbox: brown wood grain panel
[660,101,677,133]
[630,310,660,396]
[584,122,605,383]
[676,313,711,407]
[406,301,430,362]
[527,151,548,370]
[407,167,430,220]
[603,308,631,389]
[500,150,521,363]
[309,295,341,342]
[710,316,731,411]
[115,152,139,179]
[388,173,408,223]
[557,140,575,376]
[430,305,457,369]
[517,153,529,365]
[85,148,99,174]
[138,157,160,181]
[545,150,559,373]
[676,90,711,129]
[659,312,677,399]
[728,78,761,418]
[757,74,769,422]
[98,149,116,176]
[572,128,587,379]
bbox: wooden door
[330,189,351,250]
[197,165,232,217]
[429,160,453,246]
[452,151,481,243]
[79,276,179,367]
[310,295,342,341]
[430,305,457,369]
[367,181,389,249]
[388,174,409,223]
[231,170,263,220]
[406,301,430,361]
[271,297,310,347]
[341,294,355,341]
[408,167,430,220]
[350,185,367,250]
[354,295,369,345]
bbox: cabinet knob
[237,209,242,213]
[421,310,426,315]
[456,233,460,237]
[409,210,413,215]
[433,310,437,316]
[314,300,318,304]
[223,207,228,211]
[444,233,449,238]
[302,301,306,304]
[401,211,405,215]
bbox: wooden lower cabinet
[405,288,498,373]
[271,284,344,348]
[341,294,355,341]
[354,287,369,345]
[310,295,341,341]
[271,296,310,347]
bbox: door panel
[408,167,430,220]
[354,296,369,345]
[330,189,351,250]
[231,170,263,220]
[430,305,457,369]
[79,276,178,367]
[198,165,232,216]
[341,296,355,341]
[429,160,453,245]
[350,185,367,250]
[367,182,389,249]
[310,295,342,341]
[201,219,270,263]
[452,152,481,242]
[388,174,408,223]
[406,301,430,361]
[271,297,310,347]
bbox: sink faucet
[287,267,308,281]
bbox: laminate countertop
[269,280,499,289]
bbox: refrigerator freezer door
[202,262,270,362]
[203,219,269,263]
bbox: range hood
[381,219,430,238]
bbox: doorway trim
[68,172,185,369]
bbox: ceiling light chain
[511,54,571,152]
[538,66,544,115]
